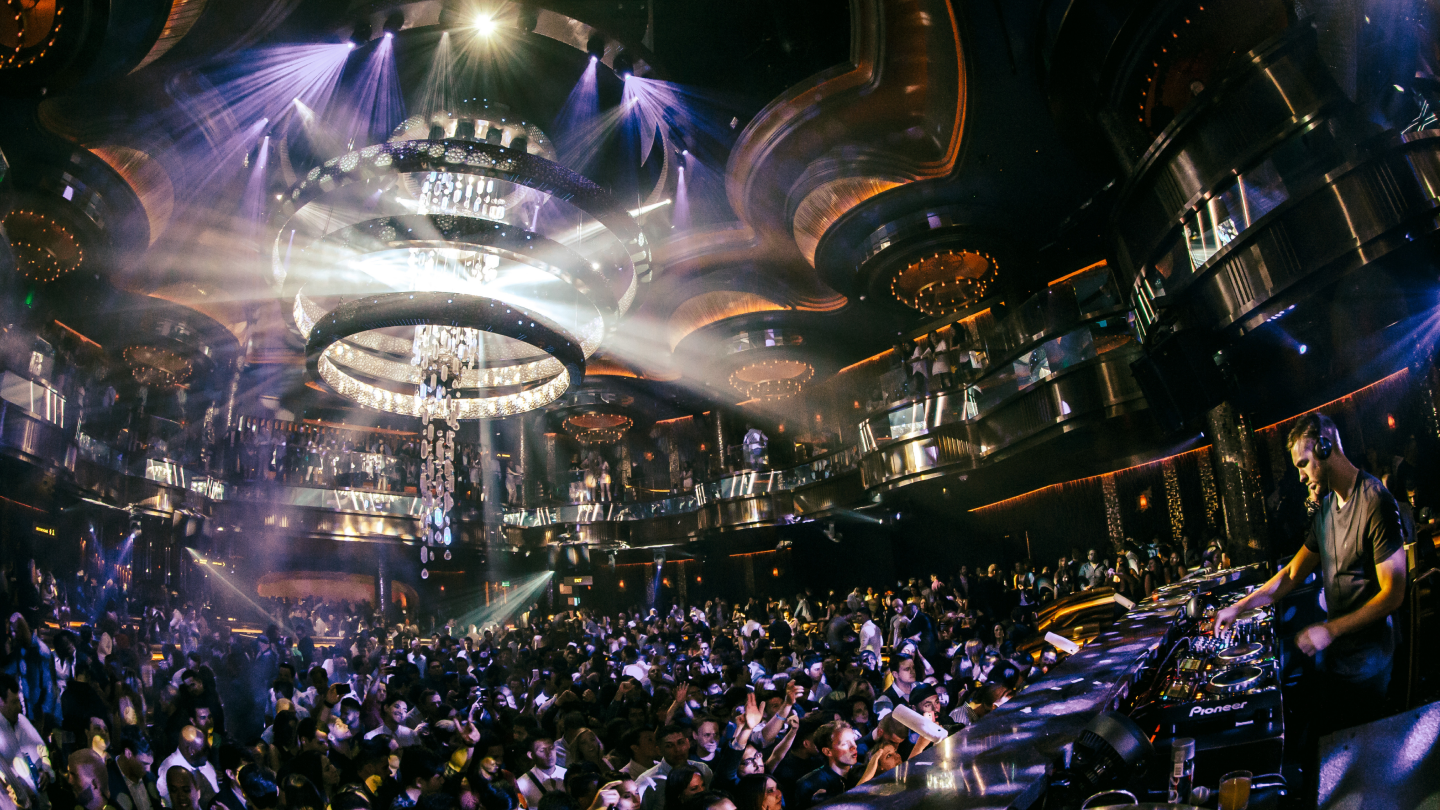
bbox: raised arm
[1216,544,1320,632]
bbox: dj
[1216,412,1407,730]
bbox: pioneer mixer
[1150,604,1282,732]
[1128,573,1287,796]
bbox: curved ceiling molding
[667,291,787,350]
[725,0,965,267]
[791,174,903,266]
[130,0,211,73]
[88,144,175,245]
[646,223,848,316]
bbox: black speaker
[1130,330,1232,434]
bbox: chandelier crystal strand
[414,325,480,574]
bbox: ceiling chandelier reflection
[730,359,815,401]
[892,249,997,317]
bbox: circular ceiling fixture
[730,358,815,401]
[123,345,193,389]
[891,249,997,317]
[562,412,633,444]
[5,209,83,283]
[303,291,586,419]
[0,0,63,70]
[277,111,648,420]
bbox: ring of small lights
[122,345,193,388]
[272,139,648,313]
[729,359,815,401]
[562,413,634,445]
[305,292,586,419]
[0,0,64,69]
[308,214,621,320]
[4,209,84,283]
[891,249,997,317]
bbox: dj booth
[823,564,1294,809]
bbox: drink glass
[1219,770,1252,810]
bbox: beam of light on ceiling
[333,34,406,150]
[442,571,555,632]
[240,135,271,242]
[414,30,454,119]
[552,58,600,169]
[185,547,291,628]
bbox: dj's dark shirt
[1302,471,1404,679]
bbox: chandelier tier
[302,291,587,419]
[276,96,646,570]
[276,136,646,418]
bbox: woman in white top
[930,329,952,391]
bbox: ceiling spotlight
[475,15,496,35]
[346,41,357,49]
[613,50,634,79]
[383,30,393,38]
[586,32,607,61]
[681,149,689,156]
[1298,344,1309,354]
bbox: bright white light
[475,15,497,35]
[383,31,393,38]
[629,199,672,216]
[1298,344,1308,354]
[347,41,356,49]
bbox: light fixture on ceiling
[729,358,815,401]
[562,412,633,444]
[891,248,998,317]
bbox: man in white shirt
[621,648,649,685]
[364,696,419,747]
[0,675,50,800]
[618,727,661,781]
[112,733,160,810]
[515,734,567,807]
[801,657,832,704]
[156,726,219,806]
[637,725,713,810]
[857,607,883,660]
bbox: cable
[1134,636,1192,707]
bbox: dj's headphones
[1315,433,1333,460]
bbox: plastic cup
[1219,770,1252,810]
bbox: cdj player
[1126,566,1287,798]
[1150,603,1282,733]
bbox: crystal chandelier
[414,325,480,574]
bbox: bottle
[1168,737,1196,804]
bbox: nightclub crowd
[0,541,1215,810]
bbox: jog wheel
[1206,665,1264,695]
